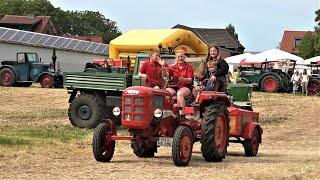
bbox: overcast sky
[49,0,319,52]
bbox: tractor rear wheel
[308,78,320,96]
[40,74,53,88]
[172,126,193,166]
[243,128,260,157]
[92,122,115,162]
[131,140,157,158]
[0,68,16,86]
[201,101,229,162]
[68,94,105,128]
[260,75,280,93]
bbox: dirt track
[0,87,319,179]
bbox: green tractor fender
[238,77,250,84]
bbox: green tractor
[239,60,296,93]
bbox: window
[295,38,301,47]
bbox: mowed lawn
[0,86,319,179]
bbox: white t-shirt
[301,74,309,83]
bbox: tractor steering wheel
[158,67,181,89]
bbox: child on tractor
[191,60,218,106]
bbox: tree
[299,32,316,59]
[226,23,239,42]
[0,0,121,43]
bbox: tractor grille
[123,96,144,121]
[153,95,164,109]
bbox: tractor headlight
[154,109,163,118]
[112,107,121,116]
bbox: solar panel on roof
[0,29,18,41]
[29,34,44,44]
[65,39,79,49]
[74,41,88,51]
[0,28,9,38]
[94,44,106,53]
[37,35,50,45]
[44,36,58,46]
[51,38,66,48]
[82,41,93,51]
[20,32,35,43]
[10,31,27,42]
[60,38,72,48]
[87,42,99,52]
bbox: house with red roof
[280,30,312,55]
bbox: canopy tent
[109,29,208,59]
[300,56,320,65]
[243,49,304,64]
[225,53,254,64]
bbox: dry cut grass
[0,87,319,179]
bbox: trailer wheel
[243,128,260,157]
[68,94,105,128]
[201,101,229,162]
[0,68,16,86]
[308,79,320,96]
[260,75,280,92]
[40,74,53,88]
[131,140,157,158]
[92,122,115,162]
[172,126,193,166]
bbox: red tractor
[92,81,263,166]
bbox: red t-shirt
[139,59,163,87]
[170,63,194,88]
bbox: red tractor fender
[243,122,263,142]
[198,91,231,107]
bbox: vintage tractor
[239,60,296,93]
[92,74,263,166]
[0,51,63,88]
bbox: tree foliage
[226,23,239,42]
[0,0,121,43]
[299,32,316,59]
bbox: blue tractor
[0,52,63,88]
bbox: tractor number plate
[157,137,173,147]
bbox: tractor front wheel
[40,74,53,88]
[172,126,194,166]
[68,94,106,128]
[0,68,16,86]
[308,79,320,96]
[260,75,280,93]
[201,101,229,162]
[92,121,115,162]
[243,128,261,157]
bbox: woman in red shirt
[166,50,194,111]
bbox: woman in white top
[301,69,309,96]
[291,70,301,94]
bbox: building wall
[0,42,107,72]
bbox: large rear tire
[68,94,106,128]
[0,68,16,86]
[92,122,115,162]
[172,126,193,166]
[201,101,229,162]
[260,75,280,93]
[308,78,320,96]
[131,140,157,158]
[243,128,260,157]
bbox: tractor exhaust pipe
[52,49,57,72]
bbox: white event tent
[301,56,320,65]
[225,53,255,64]
[243,49,304,63]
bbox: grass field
[0,86,319,179]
